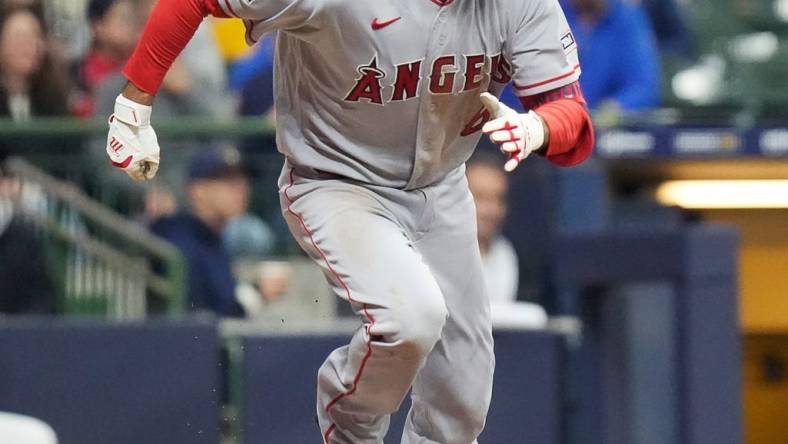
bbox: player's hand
[106,94,160,182]
[480,92,546,173]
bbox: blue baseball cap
[188,146,245,181]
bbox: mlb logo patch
[561,32,576,51]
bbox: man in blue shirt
[501,0,660,111]
[642,0,693,59]
[151,146,249,317]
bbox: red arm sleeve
[520,81,595,167]
[123,0,228,95]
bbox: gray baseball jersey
[218,0,579,189]
[213,0,580,442]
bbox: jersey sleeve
[123,0,319,95]
[507,0,581,97]
[124,0,227,95]
[216,0,322,41]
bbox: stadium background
[0,0,785,443]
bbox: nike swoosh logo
[371,16,401,31]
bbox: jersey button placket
[409,6,452,188]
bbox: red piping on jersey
[283,169,377,443]
[221,0,238,17]
[431,0,455,6]
[514,64,581,91]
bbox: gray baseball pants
[279,163,495,444]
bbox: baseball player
[105,0,595,442]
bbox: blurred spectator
[42,0,92,63]
[0,6,69,121]
[0,172,56,314]
[174,16,232,118]
[141,185,177,222]
[498,0,660,114]
[467,155,519,303]
[93,0,230,119]
[211,16,254,63]
[561,0,661,111]
[1,0,44,16]
[150,146,250,317]
[229,34,276,118]
[73,0,136,117]
[223,213,275,260]
[466,153,547,328]
[642,0,694,59]
[87,0,231,220]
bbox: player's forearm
[123,0,227,97]
[122,82,155,106]
[520,82,595,167]
[535,99,594,167]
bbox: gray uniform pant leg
[280,171,448,444]
[401,171,495,444]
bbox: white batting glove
[480,92,546,172]
[106,94,160,181]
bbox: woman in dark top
[0,6,69,121]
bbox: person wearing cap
[150,146,249,317]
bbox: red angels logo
[344,52,513,136]
[392,60,422,101]
[461,107,492,137]
[490,53,512,84]
[345,53,512,104]
[345,57,387,105]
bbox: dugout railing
[2,157,186,318]
[0,116,289,318]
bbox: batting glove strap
[113,94,152,128]
[519,111,547,156]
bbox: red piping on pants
[283,169,377,443]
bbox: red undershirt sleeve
[519,81,595,167]
[123,0,228,95]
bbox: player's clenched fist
[480,92,547,173]
[106,94,160,182]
